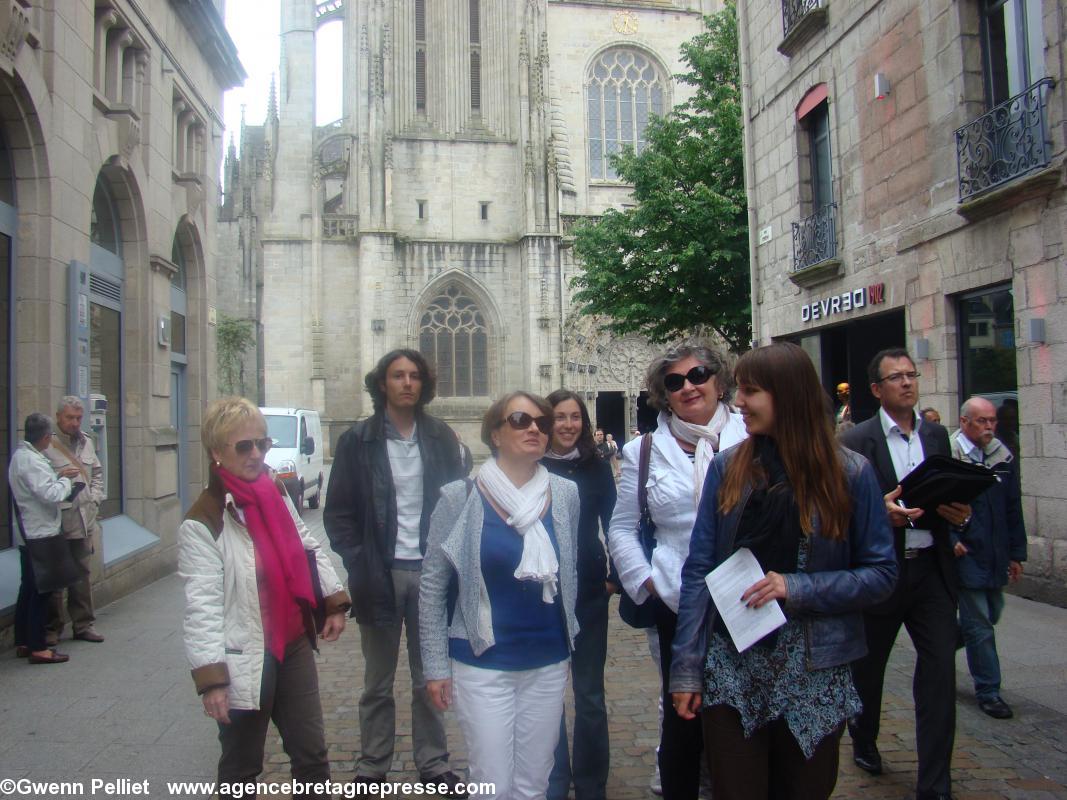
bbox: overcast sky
[222,1,343,156]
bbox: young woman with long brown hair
[669,342,897,800]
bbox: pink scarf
[215,466,317,660]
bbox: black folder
[898,454,998,517]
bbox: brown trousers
[702,705,843,800]
[46,536,95,637]
[216,636,331,799]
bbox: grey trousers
[46,536,95,638]
[357,566,450,780]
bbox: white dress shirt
[385,419,424,560]
[878,407,934,550]
[608,410,747,613]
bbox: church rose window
[418,285,489,397]
[586,48,666,180]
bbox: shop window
[958,284,1017,401]
[586,48,666,180]
[0,132,12,549]
[418,284,489,397]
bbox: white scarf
[669,402,731,508]
[544,447,581,461]
[477,459,559,602]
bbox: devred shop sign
[801,283,885,323]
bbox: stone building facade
[739,0,1066,601]
[217,0,721,455]
[0,0,243,618]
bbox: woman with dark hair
[543,389,617,800]
[609,342,746,800]
[420,391,580,799]
[670,343,897,800]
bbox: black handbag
[14,502,89,594]
[618,434,658,629]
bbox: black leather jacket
[324,411,462,626]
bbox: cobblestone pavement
[2,491,1065,799]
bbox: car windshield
[264,415,298,448]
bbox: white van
[260,408,324,510]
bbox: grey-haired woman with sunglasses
[420,391,580,799]
[178,397,350,798]
[608,343,746,800]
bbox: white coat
[608,410,747,613]
[8,440,73,542]
[178,475,349,710]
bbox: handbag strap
[11,499,28,542]
[638,433,653,520]
[48,434,90,484]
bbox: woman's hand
[741,571,787,609]
[426,679,453,711]
[320,612,346,642]
[202,687,231,724]
[642,577,659,599]
[672,692,702,720]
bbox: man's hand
[202,687,231,724]
[672,692,702,720]
[426,679,452,711]
[1009,561,1023,583]
[885,485,924,527]
[642,577,659,599]
[741,572,787,609]
[605,580,620,596]
[320,612,346,642]
[953,541,969,558]
[937,502,971,528]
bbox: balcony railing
[791,203,837,272]
[782,0,822,40]
[956,78,1055,202]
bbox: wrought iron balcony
[791,203,837,273]
[956,78,1055,202]
[782,0,823,40]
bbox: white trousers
[452,659,569,800]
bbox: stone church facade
[218,0,721,453]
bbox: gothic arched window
[418,284,489,397]
[586,48,666,180]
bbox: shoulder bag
[14,502,89,594]
[618,433,658,629]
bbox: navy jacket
[324,411,462,626]
[670,446,897,693]
[950,433,1027,589]
[541,453,618,603]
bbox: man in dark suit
[839,348,972,800]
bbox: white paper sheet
[704,547,787,653]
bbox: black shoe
[422,771,468,798]
[351,776,385,798]
[978,697,1013,719]
[852,740,883,775]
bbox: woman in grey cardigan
[420,391,580,800]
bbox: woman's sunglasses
[664,365,715,394]
[228,437,273,455]
[499,411,553,436]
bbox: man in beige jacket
[43,396,105,644]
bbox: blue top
[449,495,570,670]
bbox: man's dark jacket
[324,411,462,626]
[839,414,958,607]
[949,433,1027,589]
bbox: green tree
[571,3,750,351]
[216,314,256,396]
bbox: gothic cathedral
[217,0,720,452]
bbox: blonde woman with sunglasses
[608,343,746,800]
[178,396,351,798]
[420,391,580,800]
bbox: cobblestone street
[2,496,1065,799]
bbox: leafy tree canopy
[571,2,750,351]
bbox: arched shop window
[418,284,489,397]
[89,176,125,519]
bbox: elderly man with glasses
[838,348,971,800]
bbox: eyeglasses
[228,437,273,455]
[499,411,553,435]
[664,365,715,394]
[876,371,921,384]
